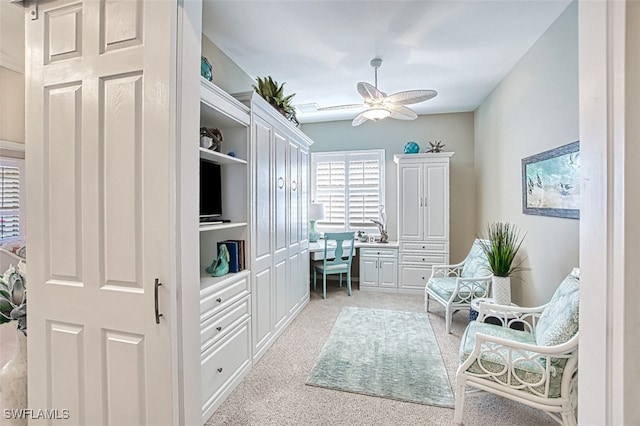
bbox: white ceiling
[202,1,571,124]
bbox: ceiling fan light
[363,107,391,121]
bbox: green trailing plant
[0,264,27,336]
[252,76,297,117]
[478,222,526,277]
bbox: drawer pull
[216,326,222,332]
[216,297,222,303]
[217,368,223,373]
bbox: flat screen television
[200,158,222,221]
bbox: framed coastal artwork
[521,141,580,219]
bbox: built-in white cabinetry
[359,246,399,291]
[394,153,453,293]
[198,78,253,422]
[236,91,312,364]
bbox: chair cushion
[312,260,349,274]
[535,270,580,347]
[426,277,488,302]
[459,321,565,398]
[460,240,489,278]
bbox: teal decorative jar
[404,141,420,154]
[201,56,213,82]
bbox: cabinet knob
[216,297,222,303]
[217,368,223,373]
[278,177,284,189]
[216,326,222,332]
[291,180,297,191]
[422,258,425,261]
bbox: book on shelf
[216,240,245,273]
[227,239,245,271]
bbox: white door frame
[579,0,640,423]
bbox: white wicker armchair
[425,239,492,334]
[454,268,580,426]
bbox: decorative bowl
[404,141,420,154]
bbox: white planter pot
[492,275,512,305]
[0,329,28,426]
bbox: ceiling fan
[318,58,438,126]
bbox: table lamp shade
[309,203,325,221]
[309,203,325,242]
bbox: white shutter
[0,162,21,239]
[314,161,345,227]
[348,159,380,228]
[311,150,385,233]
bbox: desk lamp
[309,203,325,242]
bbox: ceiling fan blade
[357,82,385,102]
[385,90,437,105]
[387,104,418,120]
[351,111,369,127]
[317,103,366,112]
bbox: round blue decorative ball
[404,141,420,154]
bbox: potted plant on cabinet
[252,76,299,126]
[478,222,526,305]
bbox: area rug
[305,307,454,408]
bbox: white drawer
[359,247,398,258]
[400,241,448,253]
[201,295,251,351]
[200,275,250,319]
[201,318,251,416]
[400,253,447,265]
[399,265,432,291]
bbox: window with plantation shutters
[0,158,23,240]
[311,150,385,233]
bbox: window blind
[311,150,385,233]
[0,164,20,240]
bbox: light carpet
[306,306,454,408]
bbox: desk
[308,240,399,260]
[309,240,400,291]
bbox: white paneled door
[26,1,178,424]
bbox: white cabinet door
[252,114,274,360]
[379,258,399,288]
[289,141,300,250]
[274,258,288,331]
[360,256,380,288]
[398,164,423,240]
[299,148,309,244]
[274,130,288,259]
[27,1,177,423]
[423,163,449,242]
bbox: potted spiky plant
[252,76,298,126]
[478,222,526,305]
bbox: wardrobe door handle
[154,278,163,324]
[291,180,297,191]
[278,177,285,189]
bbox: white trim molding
[579,0,640,424]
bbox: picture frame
[521,141,580,219]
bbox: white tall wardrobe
[394,153,453,293]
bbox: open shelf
[199,147,247,165]
[199,221,248,232]
[200,269,251,289]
